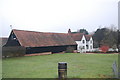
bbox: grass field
[2,53,118,78]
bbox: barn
[0,37,8,46]
[4,29,77,54]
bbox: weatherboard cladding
[13,29,77,47]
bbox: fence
[112,61,120,78]
[2,46,25,58]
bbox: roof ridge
[12,29,68,34]
[11,29,76,47]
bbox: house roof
[69,33,92,41]
[12,29,77,47]
[0,37,8,46]
[70,33,84,41]
[84,35,92,41]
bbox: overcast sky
[0,0,119,37]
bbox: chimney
[68,29,71,34]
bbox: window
[83,46,85,49]
[90,46,92,49]
[86,45,88,49]
[90,40,92,43]
[82,40,85,44]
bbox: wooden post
[58,62,67,79]
[112,61,118,78]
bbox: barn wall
[2,46,25,58]
[4,31,21,46]
[26,45,77,54]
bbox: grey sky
[0,0,119,37]
[118,1,120,30]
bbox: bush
[100,45,109,53]
[66,46,75,53]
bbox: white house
[68,29,93,53]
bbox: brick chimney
[68,29,71,34]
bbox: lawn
[2,53,118,78]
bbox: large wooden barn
[4,29,77,54]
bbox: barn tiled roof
[69,33,92,41]
[12,29,77,47]
[0,37,8,46]
[69,33,84,41]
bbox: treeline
[72,29,89,35]
[71,26,120,52]
[93,27,118,47]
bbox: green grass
[2,53,118,78]
[0,59,2,79]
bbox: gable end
[5,31,21,46]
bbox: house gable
[81,35,86,43]
[89,37,93,44]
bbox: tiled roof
[69,33,92,41]
[85,35,92,41]
[69,33,84,41]
[12,29,77,47]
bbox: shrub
[100,45,109,53]
[66,46,75,53]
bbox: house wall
[26,45,77,54]
[90,37,93,51]
[86,37,93,52]
[76,36,94,53]
[76,35,86,53]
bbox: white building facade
[76,35,93,53]
[68,29,93,53]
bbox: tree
[71,29,89,34]
[93,28,108,47]
[101,27,118,49]
[93,25,118,50]
[77,29,89,35]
